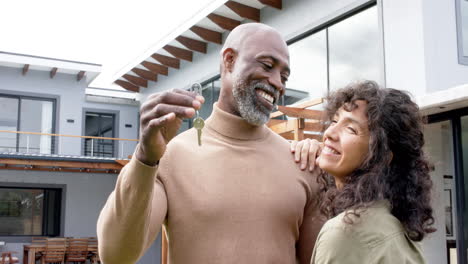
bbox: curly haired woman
[291,81,435,263]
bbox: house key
[191,83,204,146]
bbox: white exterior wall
[422,0,468,93]
[0,170,116,263]
[0,66,139,157]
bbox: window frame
[285,1,383,99]
[0,93,58,154]
[428,107,468,264]
[0,182,66,243]
[81,108,119,157]
[455,0,468,65]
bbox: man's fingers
[142,90,204,113]
[141,104,195,125]
[300,139,311,170]
[144,112,176,134]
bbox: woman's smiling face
[319,100,370,188]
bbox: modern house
[0,51,149,263]
[1,0,468,263]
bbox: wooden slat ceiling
[115,0,282,92]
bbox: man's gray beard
[232,79,277,126]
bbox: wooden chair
[31,237,47,263]
[64,238,88,264]
[0,251,19,264]
[268,98,324,141]
[86,237,100,264]
[41,238,66,264]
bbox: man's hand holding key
[136,88,205,166]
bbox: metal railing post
[91,139,94,157]
[26,135,30,153]
[120,141,123,159]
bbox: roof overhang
[418,83,468,115]
[0,51,102,84]
[112,0,283,93]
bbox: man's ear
[222,48,237,73]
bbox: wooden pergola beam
[50,67,58,79]
[123,74,148,88]
[22,64,29,75]
[142,61,169,76]
[152,53,180,69]
[132,68,158,81]
[115,80,140,92]
[0,165,119,174]
[189,26,222,44]
[0,158,123,170]
[259,0,282,9]
[277,106,323,120]
[163,45,193,62]
[280,132,322,141]
[225,1,260,22]
[207,13,241,31]
[77,71,85,81]
[176,36,207,53]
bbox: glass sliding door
[0,94,55,154]
[0,97,19,152]
[19,99,54,154]
[84,112,116,157]
[424,121,457,264]
[460,115,468,263]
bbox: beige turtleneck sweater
[97,104,323,264]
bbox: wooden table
[23,244,96,264]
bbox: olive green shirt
[311,201,426,264]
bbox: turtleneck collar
[205,103,269,140]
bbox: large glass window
[0,97,19,152]
[456,0,468,64]
[285,5,381,104]
[287,30,328,104]
[0,187,61,236]
[0,95,55,154]
[328,6,381,91]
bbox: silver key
[193,117,204,146]
[191,83,205,146]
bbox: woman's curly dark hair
[318,80,435,241]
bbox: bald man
[97,23,323,264]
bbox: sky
[0,0,217,90]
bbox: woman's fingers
[308,140,322,171]
[300,139,311,170]
[290,140,297,153]
[294,140,304,162]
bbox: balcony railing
[0,130,138,160]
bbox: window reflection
[287,30,327,104]
[0,97,19,152]
[329,6,381,91]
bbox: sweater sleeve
[97,154,168,264]
[296,170,326,264]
